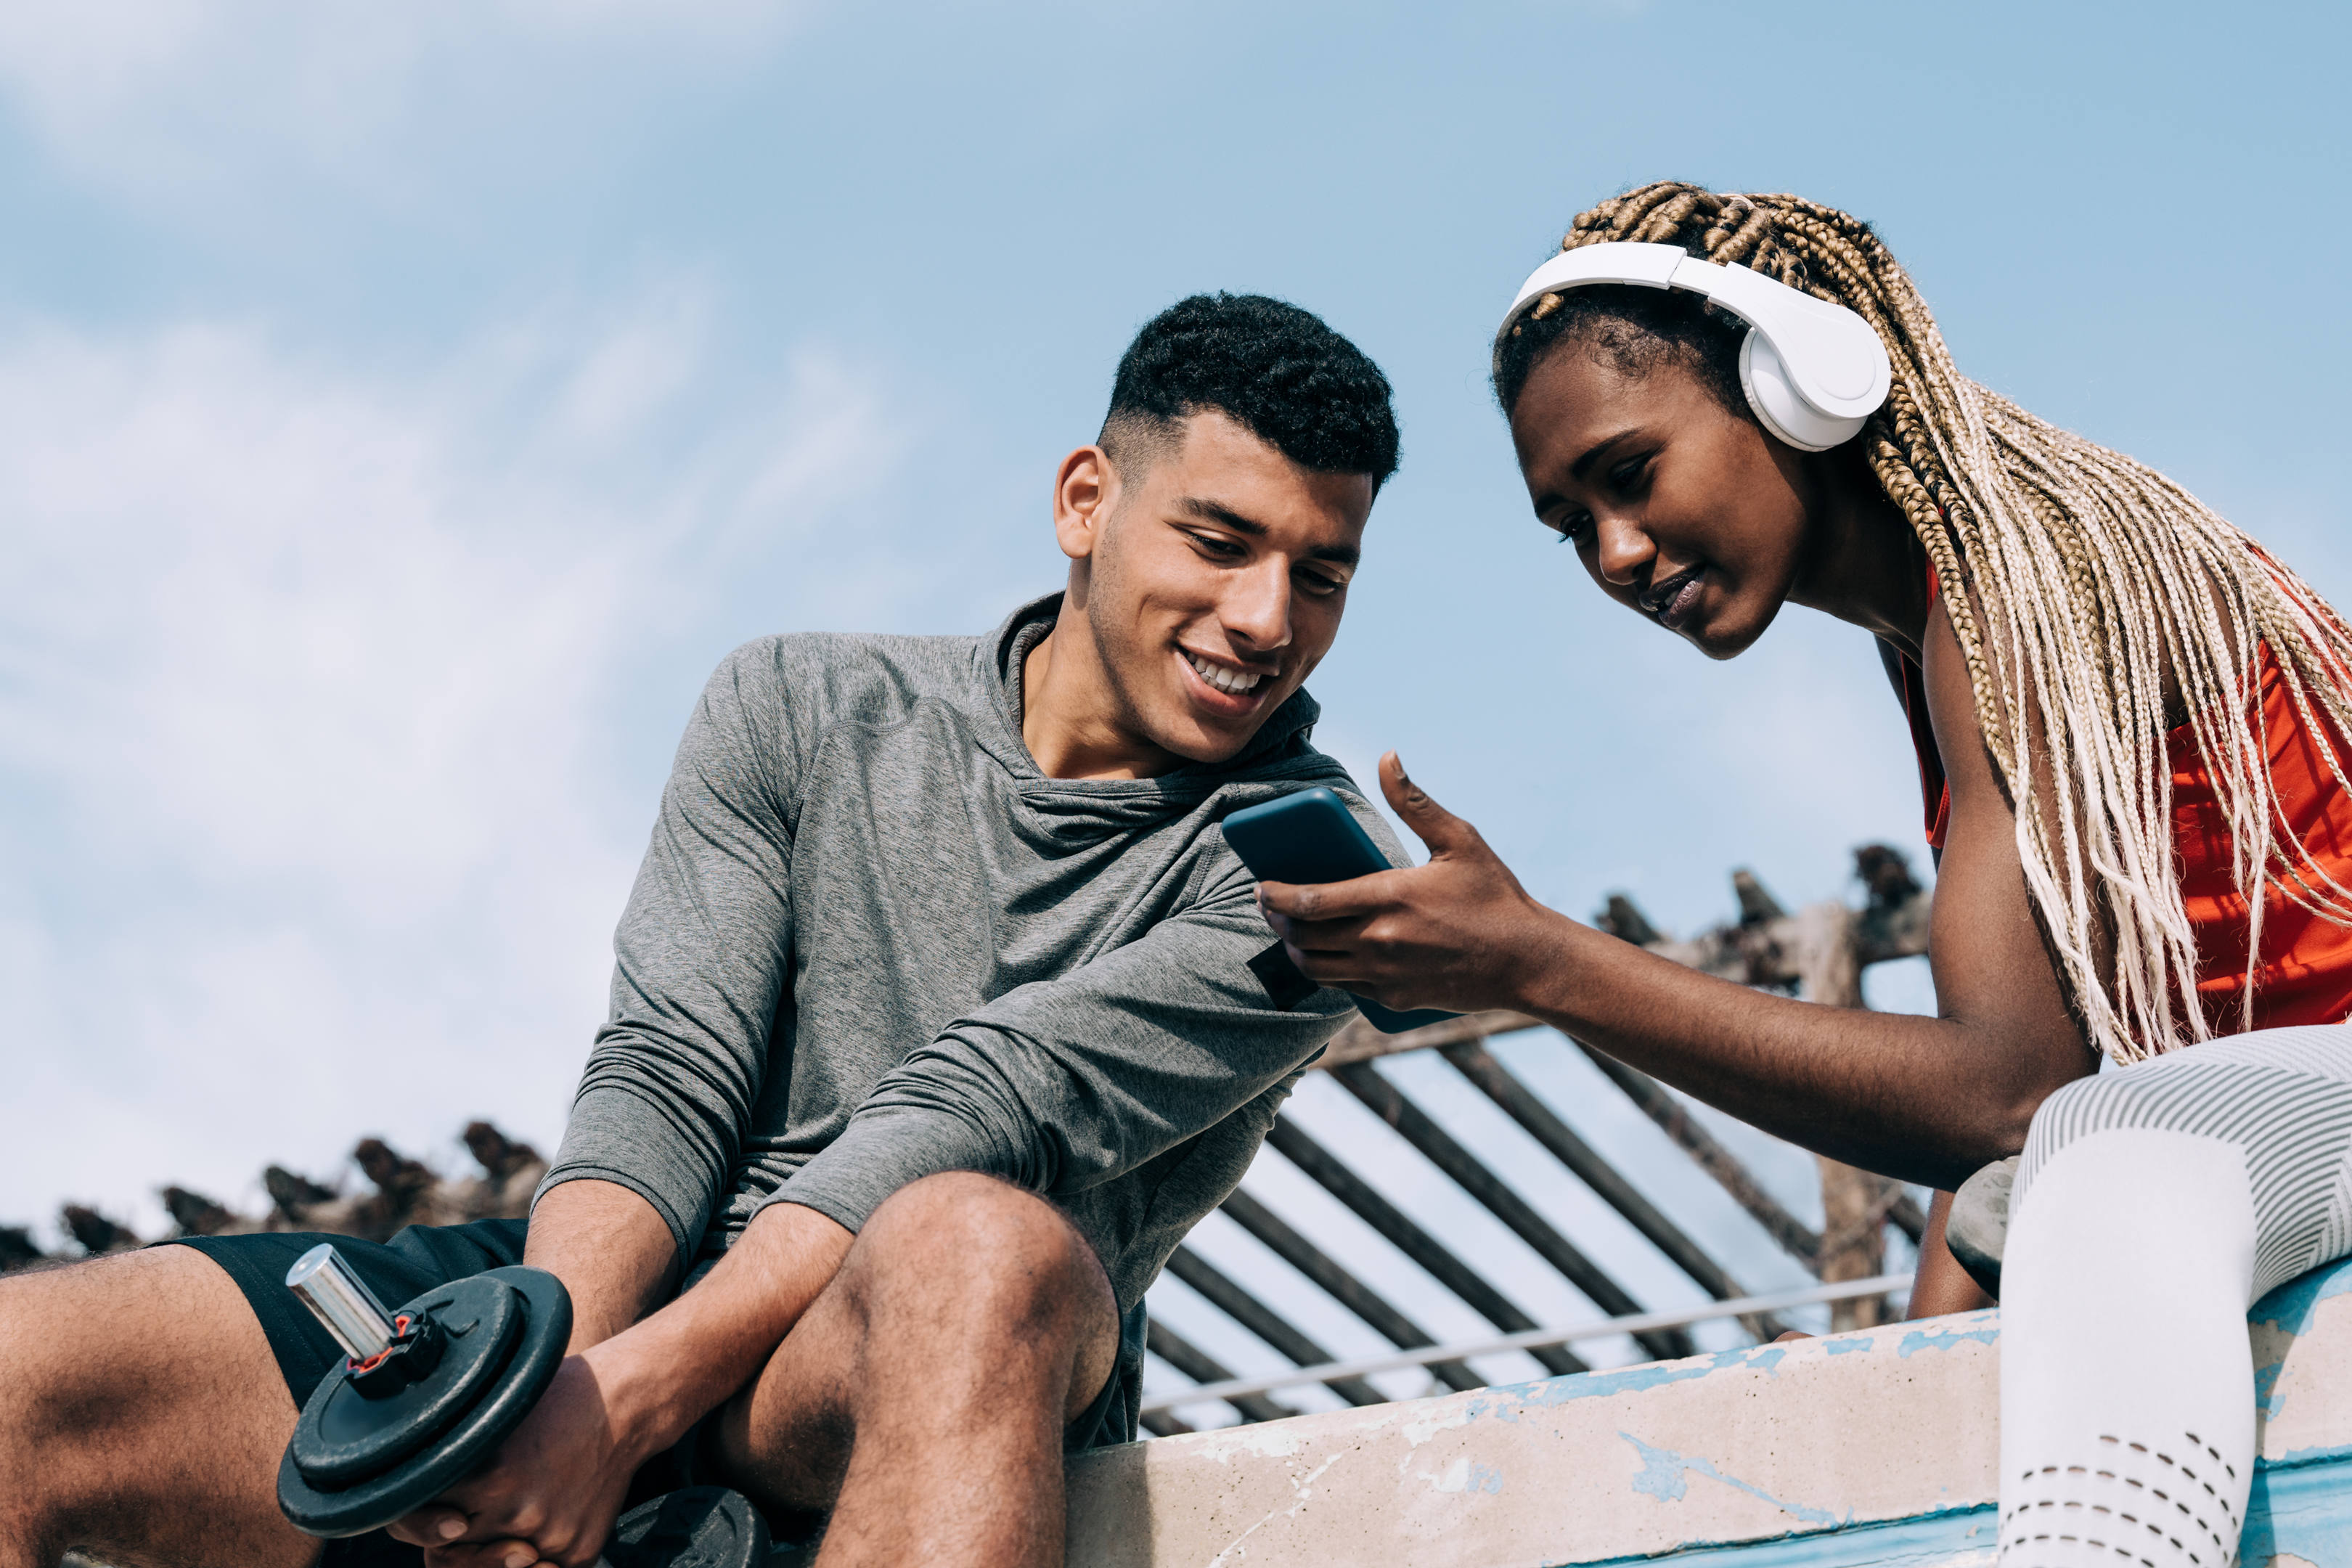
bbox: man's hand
[380,1197,857,1567]
[1257,752,1560,1014]
[385,1351,644,1568]
[377,1181,676,1565]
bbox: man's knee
[848,1173,1106,1335]
[3,1245,280,1430]
[0,1246,306,1564]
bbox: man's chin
[1143,713,1262,768]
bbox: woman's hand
[1257,752,1567,1014]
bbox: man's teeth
[1186,652,1264,695]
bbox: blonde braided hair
[1548,181,2352,1061]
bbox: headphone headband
[1495,241,1890,451]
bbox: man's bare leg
[716,1172,1122,1568]
[0,1247,315,1568]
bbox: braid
[1549,181,2352,1060]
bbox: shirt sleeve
[536,642,800,1273]
[763,792,1400,1236]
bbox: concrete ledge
[1068,1257,2352,1567]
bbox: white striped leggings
[2000,1025,2352,1567]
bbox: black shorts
[174,1219,1146,1562]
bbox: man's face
[1060,411,1374,767]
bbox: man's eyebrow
[1177,496,1267,535]
[1177,494,1360,568]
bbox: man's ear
[1053,445,1119,562]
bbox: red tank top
[1891,572,2352,1035]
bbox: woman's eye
[1609,454,1651,490]
[1551,512,1592,545]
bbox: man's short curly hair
[1101,293,1400,491]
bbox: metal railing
[1137,858,1939,1436]
[1139,1271,1913,1416]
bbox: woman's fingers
[1257,874,1395,924]
[1379,752,1482,859]
[1253,762,1537,1013]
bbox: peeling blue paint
[1821,1338,1874,1356]
[1468,1461,1506,1495]
[1477,1360,1718,1413]
[2269,1440,2352,1471]
[1553,1447,2352,1565]
[1617,1433,1840,1526]
[1475,1342,1808,1416]
[2226,1445,2352,1568]
[1895,1321,2000,1358]
[1556,1503,1992,1566]
[2254,1356,2291,1422]
[2249,1254,2352,1338]
[2247,1257,2352,1423]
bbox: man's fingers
[1378,751,1479,858]
[388,1506,473,1547]
[423,1538,543,1568]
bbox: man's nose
[1593,514,1654,588]
[1223,557,1294,652]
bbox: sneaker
[1944,1156,2017,1300]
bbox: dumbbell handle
[286,1242,398,1360]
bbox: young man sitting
[0,292,1404,1568]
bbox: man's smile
[1179,646,1276,711]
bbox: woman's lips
[1649,570,1705,633]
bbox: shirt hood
[979,592,1342,841]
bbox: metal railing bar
[1163,1246,1387,1407]
[1330,1061,1696,1361]
[1263,1118,1588,1377]
[1137,1272,1911,1415]
[1217,1188,1484,1395]
[1143,1318,1300,1426]
[1320,1009,1542,1069]
[1437,1040,1791,1342]
[1571,1043,1826,1270]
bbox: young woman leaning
[1257,181,2352,1568]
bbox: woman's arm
[1908,1189,1998,1318]
[1259,596,2099,1192]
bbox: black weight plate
[289,1275,524,1487]
[604,1488,771,1568]
[279,1265,573,1538]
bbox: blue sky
[2,0,2345,1366]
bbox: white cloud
[0,297,905,1244]
[0,1,806,232]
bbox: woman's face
[1508,336,1819,661]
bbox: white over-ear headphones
[1495,241,1891,452]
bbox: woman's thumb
[1379,751,1474,854]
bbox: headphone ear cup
[1738,330,1866,452]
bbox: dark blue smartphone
[1221,786,1458,1034]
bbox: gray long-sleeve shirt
[541,593,1400,1320]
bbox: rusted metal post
[1792,897,1901,1331]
